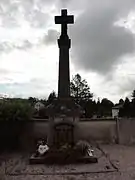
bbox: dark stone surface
[29,10,86,166]
[46,97,82,117]
[46,9,82,149]
[53,121,75,148]
[55,9,74,99]
[29,153,98,165]
[29,145,98,165]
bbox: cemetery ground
[1,144,135,180]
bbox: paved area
[1,145,135,179]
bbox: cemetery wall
[76,120,117,143]
[20,119,117,150]
[118,118,135,145]
[19,120,49,151]
[2,118,135,151]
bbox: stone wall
[20,119,49,151]
[76,120,117,143]
[3,118,135,151]
[118,118,135,145]
[20,119,117,150]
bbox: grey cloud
[25,9,51,28]
[0,68,10,75]
[117,76,135,95]
[44,29,58,45]
[56,0,72,8]
[1,14,17,28]
[0,77,54,98]
[69,0,135,74]
[0,0,20,28]
[3,78,50,89]
[0,0,52,28]
[14,40,33,50]
[0,42,12,52]
[0,40,33,53]
[20,0,54,28]
[0,68,22,76]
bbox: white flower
[87,149,94,156]
[38,144,49,155]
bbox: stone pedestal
[46,97,82,147]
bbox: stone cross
[55,9,74,36]
[55,9,74,98]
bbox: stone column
[58,35,71,98]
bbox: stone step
[29,153,98,164]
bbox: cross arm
[55,15,74,24]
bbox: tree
[119,97,131,117]
[100,98,114,117]
[28,97,38,106]
[131,89,135,105]
[0,98,34,150]
[47,91,57,104]
[132,90,135,99]
[85,100,97,118]
[96,98,101,117]
[101,98,114,107]
[70,74,93,104]
[130,90,135,117]
[95,98,114,117]
[0,99,33,121]
[119,99,124,105]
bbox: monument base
[46,97,82,118]
[29,153,98,164]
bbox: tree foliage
[70,74,93,103]
[1,76,135,121]
[28,97,38,106]
[0,98,33,121]
[99,98,114,117]
[0,98,34,150]
[47,91,57,104]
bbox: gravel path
[1,145,135,180]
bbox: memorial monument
[56,9,73,98]
[30,9,97,164]
[46,9,82,148]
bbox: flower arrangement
[38,144,49,155]
[74,140,94,156]
[36,139,49,156]
[59,143,72,151]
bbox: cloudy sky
[0,0,135,103]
